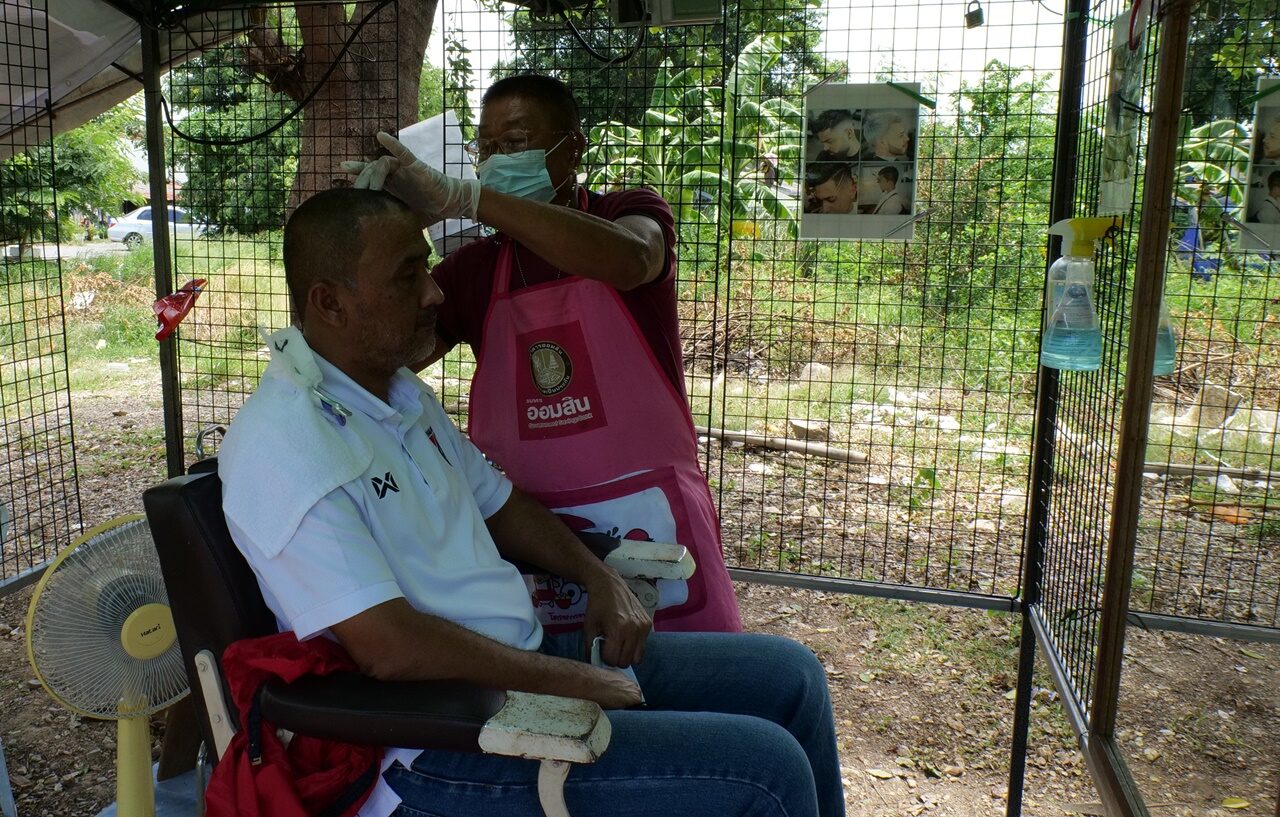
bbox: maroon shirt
[431,187,686,395]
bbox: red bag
[204,633,382,817]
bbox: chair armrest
[259,674,611,765]
[575,532,696,581]
[478,692,610,764]
[259,673,506,752]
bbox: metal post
[141,24,186,478]
[1007,0,1091,813]
[0,736,16,817]
[1088,0,1193,813]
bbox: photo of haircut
[867,164,912,215]
[860,109,916,162]
[804,162,858,214]
[807,108,861,162]
[1240,77,1280,251]
[801,82,921,240]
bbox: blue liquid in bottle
[1154,324,1177,375]
[1040,283,1102,371]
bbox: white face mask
[476,136,570,203]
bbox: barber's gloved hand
[340,131,481,221]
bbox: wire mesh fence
[426,0,1066,603]
[163,0,404,448]
[0,0,81,589]
[1129,0,1280,633]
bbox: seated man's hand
[582,568,652,668]
[578,662,644,709]
[341,131,480,222]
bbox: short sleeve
[591,188,677,284]
[227,489,405,640]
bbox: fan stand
[117,697,155,817]
[116,600,175,817]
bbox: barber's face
[814,178,857,214]
[344,212,442,374]
[479,94,584,206]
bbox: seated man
[219,187,845,817]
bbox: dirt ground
[0,374,1276,817]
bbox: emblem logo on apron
[529,341,573,395]
[515,322,608,440]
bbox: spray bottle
[1154,297,1177,375]
[1041,217,1116,371]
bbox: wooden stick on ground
[695,426,869,464]
[1142,460,1280,484]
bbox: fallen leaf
[1205,504,1253,524]
[867,768,895,779]
[858,671,876,683]
[1222,797,1251,809]
[1239,648,1265,660]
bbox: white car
[107,206,208,248]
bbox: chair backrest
[143,467,277,753]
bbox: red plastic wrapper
[153,278,207,341]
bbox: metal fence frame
[3,0,1279,814]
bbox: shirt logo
[371,471,399,498]
[529,341,573,395]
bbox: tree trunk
[288,0,437,212]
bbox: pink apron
[468,237,742,633]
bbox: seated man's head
[877,166,899,193]
[284,188,441,380]
[806,163,858,214]
[863,111,910,158]
[812,109,859,158]
[475,74,586,206]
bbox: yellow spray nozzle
[1049,216,1122,256]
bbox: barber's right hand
[340,131,481,222]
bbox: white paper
[1240,77,1280,251]
[801,83,921,241]
[397,111,483,256]
[1098,7,1150,215]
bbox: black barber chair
[144,469,610,817]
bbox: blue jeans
[384,632,844,817]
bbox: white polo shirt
[224,349,541,652]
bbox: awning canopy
[0,0,248,159]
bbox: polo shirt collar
[313,353,424,428]
[262,326,422,428]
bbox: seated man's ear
[306,280,349,328]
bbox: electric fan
[26,515,189,817]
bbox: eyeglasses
[464,129,573,161]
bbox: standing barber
[346,74,741,633]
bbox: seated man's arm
[329,599,642,708]
[229,494,641,709]
[485,488,652,668]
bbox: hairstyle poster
[800,82,920,241]
[1098,4,1149,215]
[1241,77,1280,251]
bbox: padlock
[965,0,984,28]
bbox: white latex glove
[340,131,481,221]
